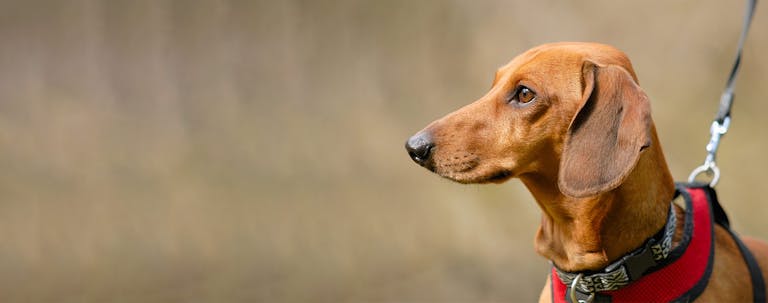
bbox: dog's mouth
[424,151,516,184]
[434,162,514,184]
[439,169,514,184]
[485,170,513,183]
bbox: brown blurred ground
[0,1,767,302]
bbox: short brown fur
[408,42,768,302]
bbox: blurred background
[1,0,767,302]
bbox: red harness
[551,184,741,302]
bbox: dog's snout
[405,131,434,165]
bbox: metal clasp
[570,273,595,303]
[688,116,730,186]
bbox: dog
[405,42,768,302]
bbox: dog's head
[405,42,652,198]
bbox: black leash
[688,0,758,186]
[688,2,764,301]
[716,0,758,124]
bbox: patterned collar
[553,203,678,294]
[551,185,715,303]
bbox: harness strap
[551,184,715,303]
[701,185,766,302]
[552,183,765,302]
[553,204,678,294]
[726,225,766,302]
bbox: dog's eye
[516,86,536,104]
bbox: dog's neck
[520,126,676,272]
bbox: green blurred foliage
[0,0,766,301]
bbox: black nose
[405,131,434,165]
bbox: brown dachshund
[406,42,768,302]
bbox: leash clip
[688,116,730,186]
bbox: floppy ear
[558,61,652,198]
